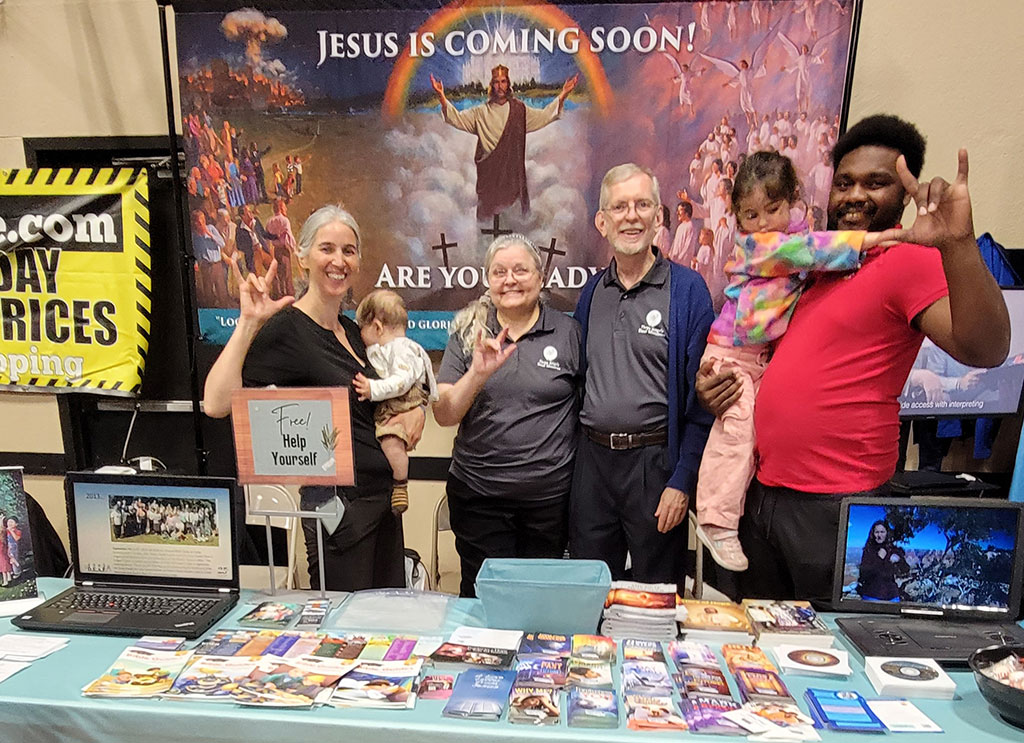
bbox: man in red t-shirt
[697,115,1010,606]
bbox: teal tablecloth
[0,579,1020,743]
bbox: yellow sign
[0,168,151,393]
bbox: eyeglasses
[602,199,658,217]
[488,266,535,280]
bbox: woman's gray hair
[450,233,543,355]
[296,204,361,260]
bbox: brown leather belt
[583,425,668,451]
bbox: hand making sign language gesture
[872,148,975,250]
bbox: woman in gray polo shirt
[434,234,582,597]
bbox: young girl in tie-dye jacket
[694,151,890,572]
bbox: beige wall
[1,0,1022,573]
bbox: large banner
[174,0,857,348]
[0,168,152,393]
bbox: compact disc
[879,660,939,681]
[786,649,840,667]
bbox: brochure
[82,647,193,698]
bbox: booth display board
[230,387,355,486]
[173,0,859,348]
[0,168,151,393]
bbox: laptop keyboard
[55,592,219,616]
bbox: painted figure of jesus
[431,65,577,221]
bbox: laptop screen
[833,496,1024,618]
[67,472,240,590]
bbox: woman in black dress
[204,204,423,590]
[857,520,909,601]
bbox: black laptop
[833,495,1024,667]
[13,471,241,639]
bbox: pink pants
[696,343,770,530]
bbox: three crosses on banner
[431,213,565,274]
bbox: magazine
[741,599,833,648]
[566,658,614,689]
[237,601,298,629]
[82,647,193,698]
[519,632,571,657]
[230,654,356,707]
[623,638,666,662]
[508,684,560,725]
[515,656,567,687]
[441,669,516,720]
[624,693,688,731]
[621,660,674,696]
[570,634,616,662]
[328,659,421,709]
[417,674,455,700]
[567,687,618,728]
[164,655,260,701]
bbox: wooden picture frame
[230,387,354,486]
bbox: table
[0,579,1020,743]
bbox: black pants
[300,485,405,592]
[446,474,568,598]
[569,436,686,586]
[733,481,888,609]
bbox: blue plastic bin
[474,558,612,635]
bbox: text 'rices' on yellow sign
[0,167,151,394]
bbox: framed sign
[230,387,354,486]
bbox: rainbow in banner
[383,0,613,121]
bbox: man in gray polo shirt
[572,163,714,586]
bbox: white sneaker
[695,524,749,572]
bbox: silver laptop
[13,471,240,639]
[833,495,1024,666]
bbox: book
[684,695,744,735]
[0,468,38,605]
[442,669,516,720]
[328,659,421,709]
[864,657,956,700]
[678,664,732,699]
[237,601,298,629]
[624,693,688,731]
[164,655,260,702]
[230,654,356,707]
[741,599,834,648]
[721,644,777,674]
[570,634,616,662]
[622,638,666,662]
[621,660,674,696]
[508,684,560,724]
[668,640,718,669]
[430,642,516,669]
[417,674,455,700]
[734,668,793,704]
[519,631,571,657]
[566,658,614,689]
[567,687,619,728]
[515,656,567,687]
[677,599,753,643]
[773,645,851,678]
[82,647,193,698]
